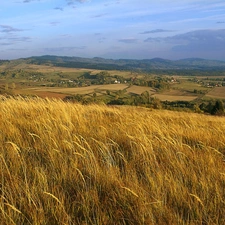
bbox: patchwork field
[25,84,129,96]
[153,94,198,101]
[126,85,155,95]
[172,81,209,91]
[153,90,198,101]
[27,86,102,95]
[96,84,128,91]
[26,85,161,99]
[205,87,225,99]
[1,62,225,103]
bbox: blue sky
[1,0,225,60]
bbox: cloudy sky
[1,0,225,60]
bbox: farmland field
[25,84,129,96]
[97,84,128,90]
[152,89,198,101]
[27,90,68,99]
[1,61,225,103]
[126,85,155,95]
[25,84,159,98]
[153,94,198,101]
[171,80,209,91]
[205,87,225,99]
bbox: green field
[172,80,209,91]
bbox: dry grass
[0,96,225,224]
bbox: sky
[1,0,225,60]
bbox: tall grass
[0,96,225,224]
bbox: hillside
[0,97,225,224]
[3,55,225,71]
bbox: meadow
[0,97,225,224]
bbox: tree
[199,102,207,111]
[140,91,150,104]
[152,98,162,109]
[211,100,224,115]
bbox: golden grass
[0,96,225,224]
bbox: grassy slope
[0,97,225,224]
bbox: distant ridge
[8,55,225,71]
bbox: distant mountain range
[2,55,225,71]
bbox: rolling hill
[2,55,225,71]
